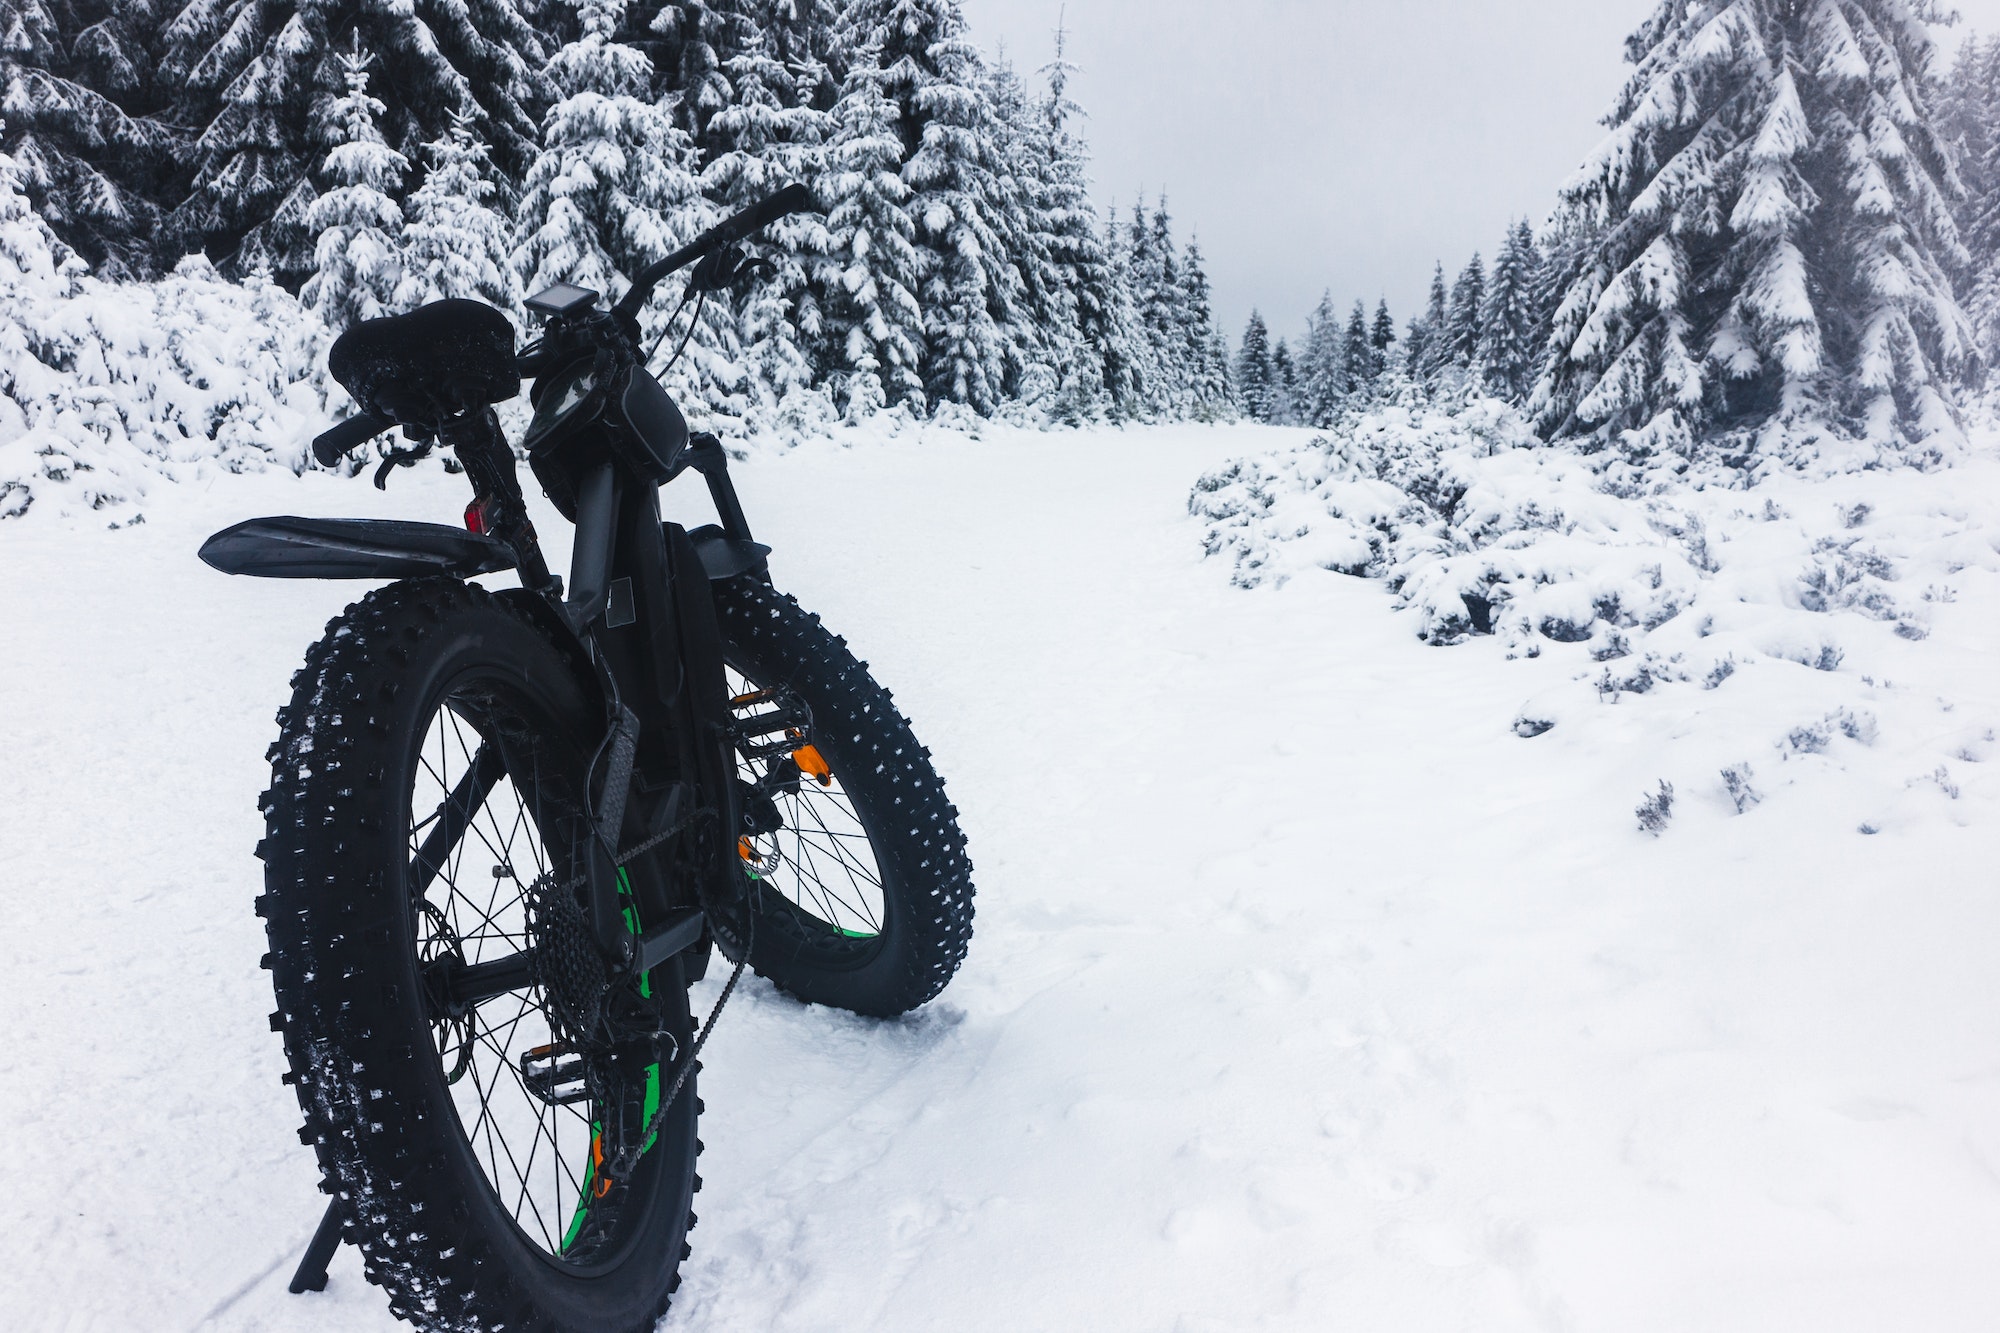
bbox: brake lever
[688,246,776,295]
[373,439,437,491]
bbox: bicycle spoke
[405,691,655,1266]
[726,668,887,938]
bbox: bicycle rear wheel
[258,579,698,1333]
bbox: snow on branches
[1534,0,1977,456]
[0,131,333,523]
[1,0,1233,434]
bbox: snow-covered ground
[4,421,1999,1332]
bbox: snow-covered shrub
[1194,393,2000,827]
[1635,780,1675,835]
[1191,396,1715,651]
[0,248,337,524]
[1,130,339,525]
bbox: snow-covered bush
[1192,395,1981,650]
[0,143,335,524]
[1193,393,2000,826]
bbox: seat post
[444,409,559,597]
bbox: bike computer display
[525,283,599,318]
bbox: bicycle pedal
[520,1043,591,1106]
[728,688,813,761]
[760,755,804,797]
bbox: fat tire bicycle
[202,185,974,1332]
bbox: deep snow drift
[3,421,1998,1332]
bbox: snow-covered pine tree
[900,14,1015,413]
[1444,253,1485,369]
[1942,34,2000,362]
[1531,209,1601,373]
[1370,298,1397,379]
[816,37,925,413]
[1176,237,1233,419]
[162,0,552,281]
[1033,22,1122,423]
[1095,197,1154,420]
[762,0,841,109]
[1479,220,1542,401]
[1408,261,1449,379]
[1131,197,1201,413]
[984,45,1069,406]
[0,107,78,364]
[0,114,80,517]
[160,0,299,274]
[0,0,169,274]
[0,110,71,297]
[1298,290,1344,425]
[839,0,957,158]
[704,29,829,410]
[1269,337,1297,424]
[1237,310,1273,420]
[1533,0,1976,454]
[644,0,756,147]
[393,108,517,312]
[299,41,404,331]
[1119,197,1166,413]
[516,0,707,314]
[1937,35,1995,209]
[1341,299,1374,399]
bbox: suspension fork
[681,432,756,544]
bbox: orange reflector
[739,837,756,862]
[794,744,832,786]
[591,1133,613,1197]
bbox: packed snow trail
[3,423,1998,1332]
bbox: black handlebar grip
[311,412,391,467]
[710,182,818,249]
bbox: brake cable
[647,286,708,379]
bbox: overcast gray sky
[959,0,2000,346]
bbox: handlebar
[612,182,817,320]
[313,185,816,468]
[312,412,392,467]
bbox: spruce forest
[8,0,2000,473]
[0,0,1233,453]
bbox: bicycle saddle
[328,300,519,432]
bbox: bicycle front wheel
[712,575,976,1017]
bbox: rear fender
[198,516,515,580]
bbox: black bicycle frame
[201,411,771,988]
[456,407,752,978]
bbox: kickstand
[288,1199,344,1294]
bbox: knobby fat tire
[256,578,700,1333]
[711,575,976,1017]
